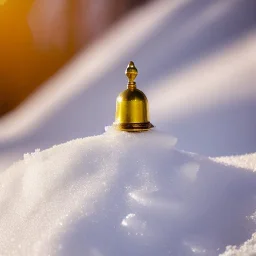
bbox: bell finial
[113,61,154,132]
[125,61,138,89]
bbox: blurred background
[0,0,256,170]
[0,0,148,116]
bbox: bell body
[113,61,154,132]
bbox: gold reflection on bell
[113,61,154,132]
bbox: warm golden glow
[0,0,7,5]
[0,1,72,116]
[0,2,145,117]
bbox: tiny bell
[113,61,154,132]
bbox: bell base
[113,122,154,132]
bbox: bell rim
[113,122,154,132]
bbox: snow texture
[213,154,256,173]
[220,233,256,256]
[1,128,256,256]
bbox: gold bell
[113,61,154,132]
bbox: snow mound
[1,128,256,256]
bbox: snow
[220,233,256,256]
[1,0,256,254]
[213,154,256,173]
[1,128,256,255]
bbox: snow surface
[1,128,256,256]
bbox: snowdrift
[1,128,256,255]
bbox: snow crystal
[0,129,256,256]
[212,153,256,172]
